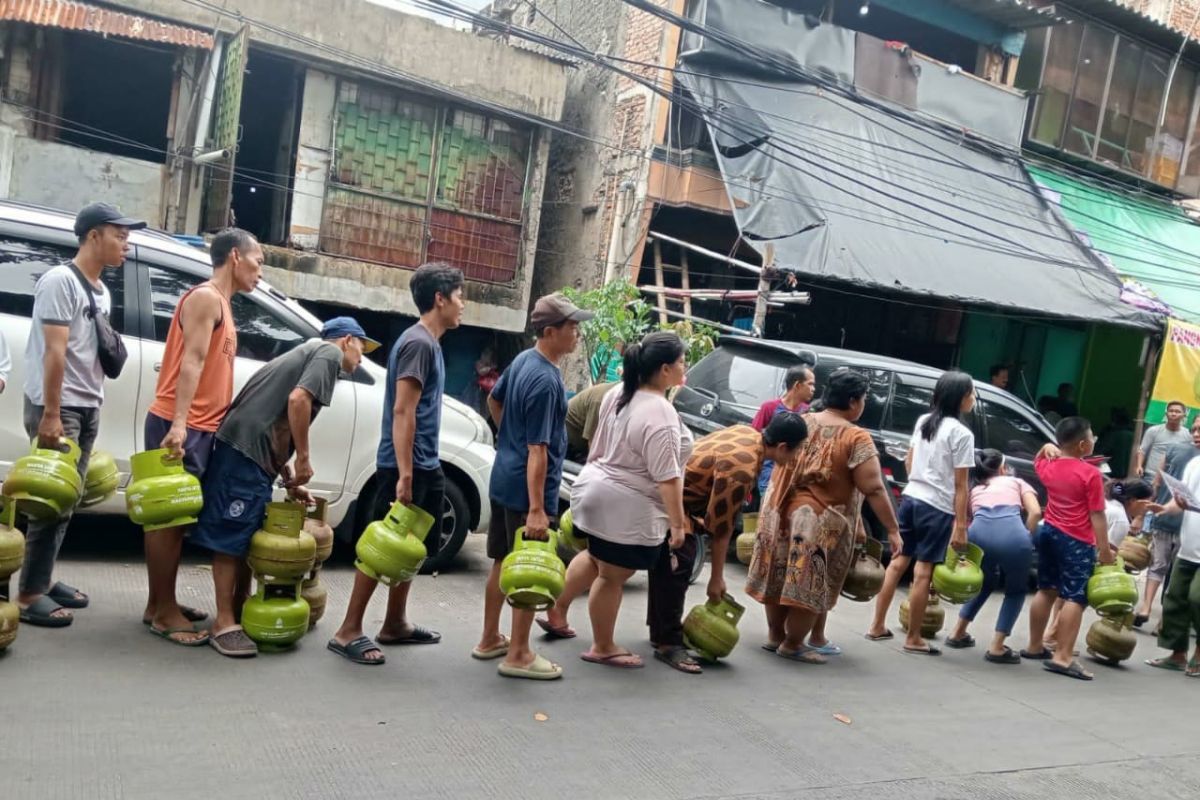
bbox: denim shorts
[897,496,955,564]
[1035,522,1096,605]
[189,441,273,558]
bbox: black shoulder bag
[66,262,127,379]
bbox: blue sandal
[328,636,386,665]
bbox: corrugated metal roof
[0,0,214,48]
[1060,0,1200,60]
[942,0,1066,29]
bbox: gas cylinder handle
[0,496,13,528]
[30,436,77,456]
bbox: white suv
[0,201,493,570]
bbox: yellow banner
[1149,319,1200,422]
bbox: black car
[673,336,1061,552]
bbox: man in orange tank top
[141,229,262,646]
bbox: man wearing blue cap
[193,316,378,657]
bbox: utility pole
[751,244,775,337]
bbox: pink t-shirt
[571,388,695,546]
[970,476,1036,514]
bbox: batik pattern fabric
[746,415,877,612]
[682,424,764,539]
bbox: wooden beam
[646,231,763,276]
[751,244,775,336]
[680,249,692,318]
[652,239,668,325]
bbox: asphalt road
[2,522,1196,800]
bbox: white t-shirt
[1104,499,1130,548]
[1177,458,1200,564]
[903,413,976,515]
[23,264,110,409]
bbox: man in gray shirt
[1137,415,1200,627]
[1136,401,1192,478]
[191,317,377,658]
[17,203,145,628]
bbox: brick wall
[498,0,670,299]
[1167,0,1200,32]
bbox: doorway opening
[229,49,303,244]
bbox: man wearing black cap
[193,317,377,657]
[16,202,145,628]
[473,293,592,680]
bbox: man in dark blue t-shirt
[473,293,591,680]
[329,263,464,665]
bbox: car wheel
[421,478,471,574]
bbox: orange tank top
[148,283,237,432]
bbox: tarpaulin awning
[0,0,214,48]
[674,65,1159,330]
[1028,165,1200,325]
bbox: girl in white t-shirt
[867,370,977,654]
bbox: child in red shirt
[1023,417,1115,680]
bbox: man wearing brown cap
[473,293,592,679]
[18,202,145,627]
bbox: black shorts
[374,465,445,557]
[144,412,216,478]
[586,529,666,571]
[487,501,528,561]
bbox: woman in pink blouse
[560,332,692,668]
[945,449,1041,662]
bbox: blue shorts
[1035,522,1096,605]
[897,496,954,564]
[144,413,216,478]
[189,441,273,558]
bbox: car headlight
[472,413,494,448]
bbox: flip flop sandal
[376,625,441,645]
[1186,660,1200,678]
[498,653,563,680]
[47,581,88,609]
[777,646,827,664]
[1043,659,1093,681]
[761,642,782,652]
[903,644,942,656]
[327,635,384,665]
[1020,648,1052,660]
[536,617,577,639]
[864,629,894,641]
[945,635,976,649]
[471,635,510,660]
[985,648,1021,665]
[142,606,209,626]
[1132,614,1150,628]
[209,626,258,659]
[581,650,644,668]
[149,624,210,647]
[1145,657,1187,672]
[19,595,72,628]
[654,646,703,674]
[810,642,842,656]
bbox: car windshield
[686,345,800,409]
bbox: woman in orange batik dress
[746,370,900,664]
